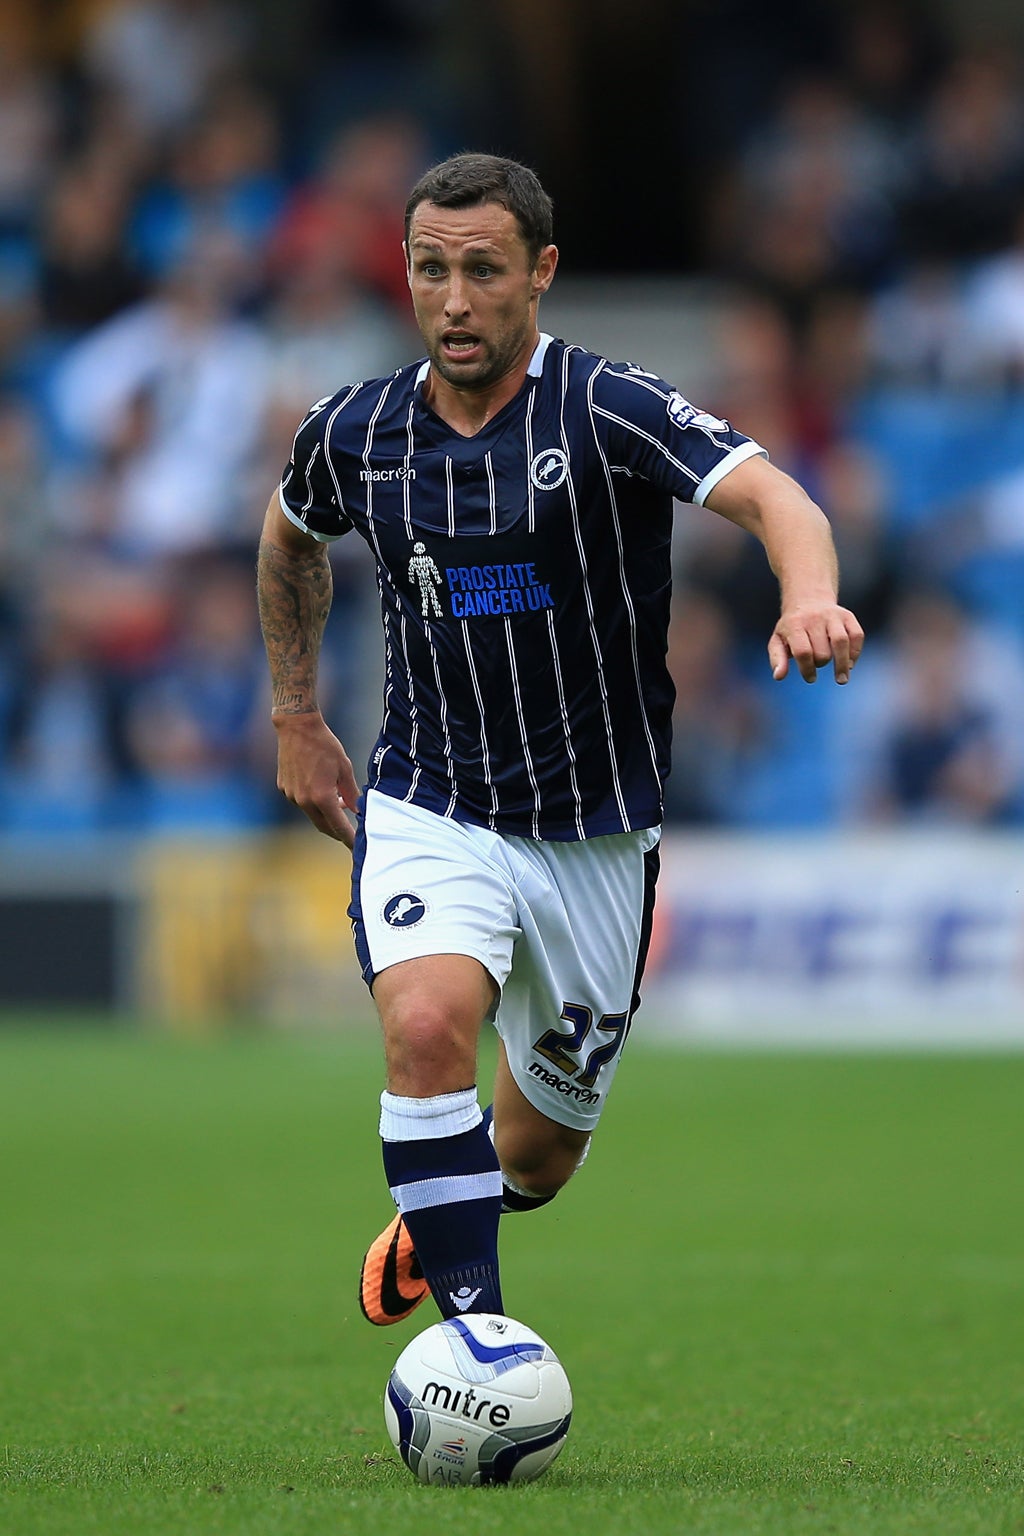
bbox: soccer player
[257,153,863,1326]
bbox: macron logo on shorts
[383,892,427,928]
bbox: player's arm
[703,454,864,685]
[257,494,360,845]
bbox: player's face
[405,201,557,393]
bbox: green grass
[1,1020,1022,1535]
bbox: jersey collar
[528,332,553,375]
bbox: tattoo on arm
[257,535,333,715]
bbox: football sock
[380,1089,504,1319]
[482,1103,557,1214]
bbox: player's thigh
[351,789,519,986]
[494,829,659,1135]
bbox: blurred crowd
[2,0,1024,834]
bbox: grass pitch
[1,1020,1022,1535]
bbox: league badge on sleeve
[667,391,729,434]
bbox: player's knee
[375,957,496,1096]
[383,1008,478,1096]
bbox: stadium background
[1,0,1024,1037]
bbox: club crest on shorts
[382,892,428,928]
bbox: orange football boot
[359,1213,429,1325]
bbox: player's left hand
[768,603,864,685]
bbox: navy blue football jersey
[279,333,766,839]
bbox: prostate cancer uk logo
[446,560,554,618]
[407,541,555,620]
[529,447,569,490]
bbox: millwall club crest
[408,541,443,617]
[383,892,427,928]
[529,448,569,490]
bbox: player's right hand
[272,711,360,847]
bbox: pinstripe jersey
[278,332,766,840]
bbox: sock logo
[449,1285,483,1312]
[382,892,427,928]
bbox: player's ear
[531,244,558,300]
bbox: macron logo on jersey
[361,465,417,482]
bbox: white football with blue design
[384,1313,572,1486]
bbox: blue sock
[481,1103,557,1214]
[380,1090,504,1319]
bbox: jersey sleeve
[590,362,767,505]
[278,395,354,542]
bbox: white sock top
[379,1087,482,1142]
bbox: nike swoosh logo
[379,1220,426,1318]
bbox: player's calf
[483,1102,589,1211]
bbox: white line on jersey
[561,350,630,832]
[503,615,542,838]
[588,367,661,791]
[590,402,701,485]
[546,607,585,840]
[462,624,498,827]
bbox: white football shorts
[349,788,661,1131]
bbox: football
[384,1312,572,1486]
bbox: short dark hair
[404,153,554,266]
